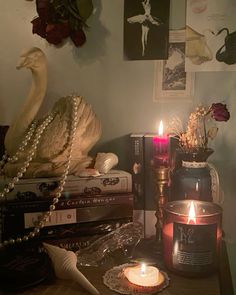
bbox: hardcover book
[4,193,134,211]
[40,234,105,252]
[20,234,106,253]
[129,133,157,238]
[129,134,145,230]
[1,203,133,236]
[0,169,132,200]
[143,134,157,238]
[2,217,132,245]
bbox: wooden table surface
[0,239,233,295]
[2,268,219,295]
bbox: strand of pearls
[0,115,54,200]
[0,121,37,173]
[0,96,78,248]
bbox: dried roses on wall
[31,0,93,47]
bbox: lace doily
[182,161,207,168]
[103,263,170,295]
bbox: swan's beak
[16,60,24,69]
[16,56,28,69]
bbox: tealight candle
[124,263,160,287]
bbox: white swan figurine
[43,243,100,295]
[3,47,102,178]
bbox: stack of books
[0,169,133,251]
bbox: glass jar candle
[162,200,222,277]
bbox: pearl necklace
[0,95,79,248]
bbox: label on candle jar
[172,222,217,272]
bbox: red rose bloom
[70,29,86,47]
[31,0,92,47]
[211,103,230,122]
[36,0,53,22]
[31,17,47,38]
[46,23,70,45]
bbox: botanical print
[154,30,194,101]
[186,0,236,71]
[124,0,170,60]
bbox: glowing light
[140,263,146,275]
[196,182,199,192]
[187,201,197,224]
[124,264,160,287]
[158,120,164,136]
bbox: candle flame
[158,120,164,136]
[196,182,199,192]
[140,263,146,275]
[187,201,196,224]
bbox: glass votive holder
[162,200,222,277]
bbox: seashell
[94,153,118,174]
[78,168,101,177]
[43,243,100,295]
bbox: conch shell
[94,153,118,174]
[43,243,100,295]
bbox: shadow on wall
[212,135,236,243]
[0,99,5,124]
[72,0,110,65]
[91,134,131,171]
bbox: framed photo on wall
[153,30,195,101]
[124,0,170,60]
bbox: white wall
[0,0,236,289]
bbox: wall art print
[153,30,195,101]
[123,0,170,60]
[186,0,236,71]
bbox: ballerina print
[124,0,170,60]
[127,0,163,56]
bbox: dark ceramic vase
[170,148,216,202]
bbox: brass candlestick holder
[153,166,170,243]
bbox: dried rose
[46,23,70,45]
[31,0,92,47]
[211,103,230,122]
[70,29,86,47]
[36,0,53,22]
[56,22,70,39]
[31,17,47,38]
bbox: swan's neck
[5,65,47,155]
